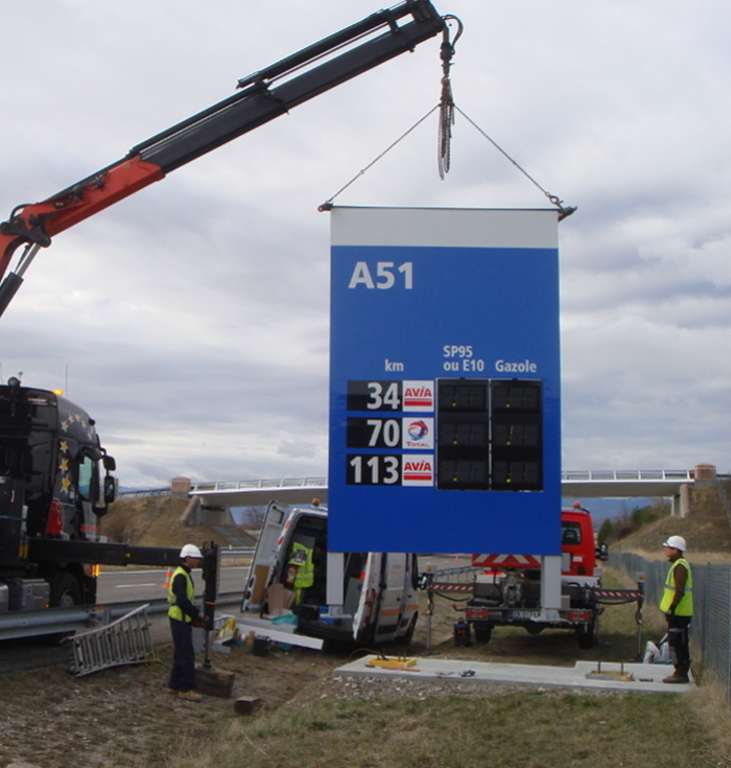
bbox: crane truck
[0,2,455,639]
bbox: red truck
[423,504,642,649]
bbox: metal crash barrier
[67,603,155,677]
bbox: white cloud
[1,1,731,486]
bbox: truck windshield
[561,522,582,545]
[77,454,95,501]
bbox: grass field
[168,569,730,768]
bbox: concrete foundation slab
[334,656,695,694]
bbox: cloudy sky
[1,1,729,488]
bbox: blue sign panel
[328,207,561,554]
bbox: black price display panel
[436,378,543,491]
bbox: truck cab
[560,503,603,580]
[0,380,116,613]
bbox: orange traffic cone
[162,568,174,589]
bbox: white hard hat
[663,535,687,552]
[180,544,203,559]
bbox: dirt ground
[2,488,727,768]
[0,578,649,768]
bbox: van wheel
[474,622,492,643]
[394,612,418,646]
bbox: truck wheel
[45,573,82,644]
[50,572,81,608]
[577,621,596,649]
[473,622,492,643]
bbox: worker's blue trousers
[168,617,196,692]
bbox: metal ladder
[68,603,156,677]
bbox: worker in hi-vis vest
[660,535,693,684]
[167,544,210,701]
[288,541,315,604]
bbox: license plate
[510,610,540,619]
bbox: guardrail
[0,592,242,642]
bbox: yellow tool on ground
[365,655,418,670]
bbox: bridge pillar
[671,483,692,518]
[171,476,192,499]
[694,463,717,486]
[183,497,236,527]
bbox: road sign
[328,207,561,554]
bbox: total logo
[402,454,434,486]
[402,417,434,450]
[402,380,434,411]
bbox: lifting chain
[438,16,463,179]
[319,13,575,220]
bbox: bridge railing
[190,477,327,494]
[118,487,171,498]
[561,469,693,482]
[118,470,705,500]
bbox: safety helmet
[663,535,687,552]
[180,544,203,559]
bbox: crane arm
[0,0,447,315]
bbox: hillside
[612,483,731,563]
[102,484,731,564]
[100,495,238,549]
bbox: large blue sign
[328,207,561,554]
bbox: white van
[242,501,419,645]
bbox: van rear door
[373,553,411,642]
[241,501,290,612]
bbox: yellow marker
[365,656,417,670]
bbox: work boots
[663,663,690,684]
[178,689,203,701]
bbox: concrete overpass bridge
[182,465,716,521]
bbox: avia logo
[404,387,431,404]
[403,380,434,411]
[402,454,434,486]
[407,420,429,441]
[404,460,431,472]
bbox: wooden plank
[236,620,323,650]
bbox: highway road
[95,558,462,603]
[0,557,461,672]
[96,566,249,604]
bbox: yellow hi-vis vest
[289,542,314,605]
[660,557,693,616]
[167,566,195,622]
